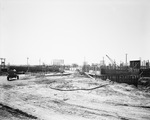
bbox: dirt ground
[0,72,150,120]
[0,103,37,120]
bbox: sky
[0,0,150,65]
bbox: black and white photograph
[0,0,150,120]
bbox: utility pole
[39,59,41,66]
[103,57,105,66]
[27,57,29,72]
[125,54,128,66]
[83,57,86,72]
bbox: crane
[106,55,116,67]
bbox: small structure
[0,58,7,73]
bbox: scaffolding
[0,58,6,68]
[0,58,7,72]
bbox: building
[52,59,64,66]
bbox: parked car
[7,69,19,81]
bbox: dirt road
[0,73,150,120]
[0,74,38,120]
[0,103,37,120]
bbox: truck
[7,69,19,81]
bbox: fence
[89,74,139,87]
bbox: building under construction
[82,55,150,87]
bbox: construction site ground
[0,72,150,120]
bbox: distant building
[130,60,141,69]
[52,59,64,66]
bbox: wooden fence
[89,74,139,87]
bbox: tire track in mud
[114,103,150,109]
[23,95,120,120]
[0,103,37,119]
[50,99,132,120]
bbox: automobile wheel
[17,76,19,79]
[7,77,9,81]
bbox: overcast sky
[0,0,150,65]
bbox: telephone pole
[27,57,29,72]
[125,54,128,66]
[39,59,41,66]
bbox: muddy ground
[0,72,150,120]
[0,103,37,120]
